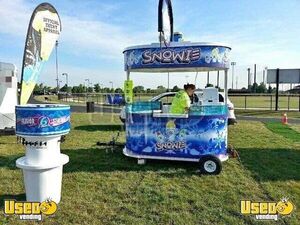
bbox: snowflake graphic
[126,51,142,67]
[214,131,224,149]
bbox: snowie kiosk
[123,41,231,174]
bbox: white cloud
[60,14,154,60]
[0,0,30,37]
[0,0,155,87]
[0,0,155,60]
[40,62,124,87]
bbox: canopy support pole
[126,71,130,81]
[167,72,170,91]
[224,69,228,105]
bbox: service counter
[124,102,228,162]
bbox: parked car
[120,91,237,125]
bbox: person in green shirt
[170,84,196,114]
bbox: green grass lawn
[235,110,300,119]
[34,95,60,103]
[290,124,300,134]
[265,122,300,142]
[1,114,299,225]
[230,95,300,109]
[34,95,100,106]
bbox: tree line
[33,82,277,95]
[33,83,182,95]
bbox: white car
[120,91,237,125]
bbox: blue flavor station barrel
[16,104,70,136]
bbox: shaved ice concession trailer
[122,40,232,174]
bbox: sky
[0,0,300,89]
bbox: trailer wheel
[199,156,222,175]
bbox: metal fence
[58,93,157,105]
[57,93,300,111]
[59,93,110,105]
[228,94,300,111]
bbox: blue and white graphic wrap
[126,113,228,159]
[124,44,231,72]
[16,105,70,136]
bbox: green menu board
[124,80,133,103]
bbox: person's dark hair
[184,83,196,90]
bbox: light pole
[231,62,236,89]
[247,68,251,90]
[85,79,90,93]
[62,73,68,92]
[55,40,59,94]
[89,82,93,92]
[254,64,257,84]
[253,64,257,93]
[59,80,62,91]
[42,83,46,95]
[109,81,114,90]
[263,66,268,84]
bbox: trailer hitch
[96,132,124,151]
[227,145,241,161]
